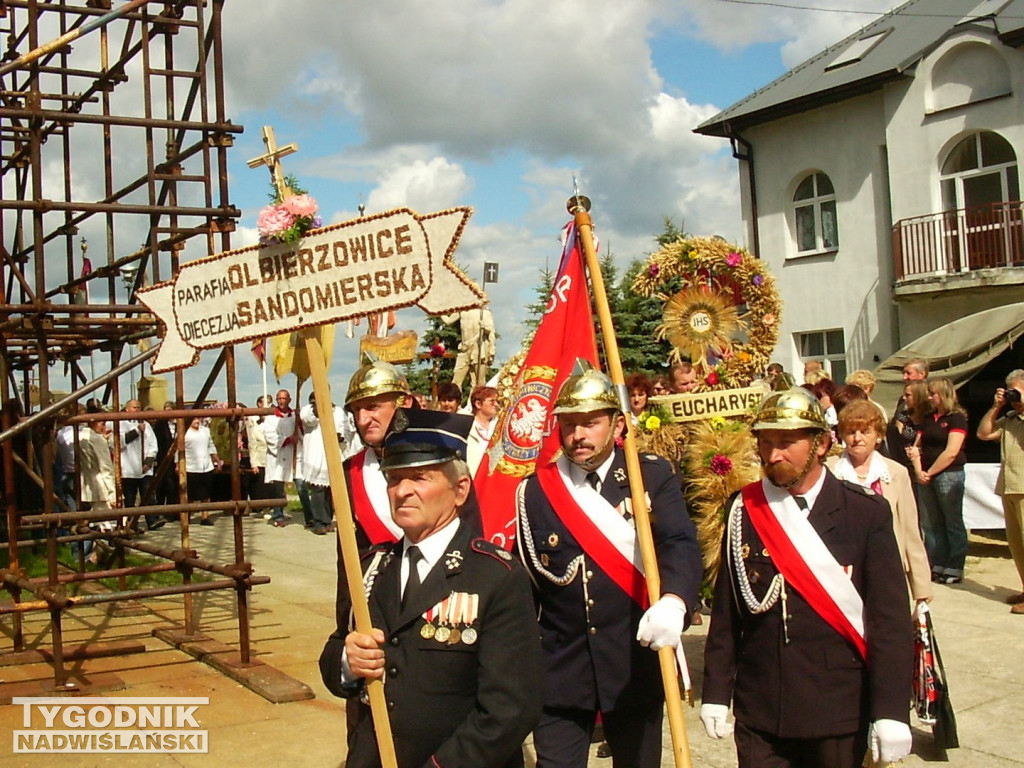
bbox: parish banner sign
[651,383,769,423]
[138,207,483,373]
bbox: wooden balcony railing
[892,200,1024,280]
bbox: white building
[696,0,1024,383]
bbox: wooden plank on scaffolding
[154,628,314,704]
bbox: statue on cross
[246,125,298,199]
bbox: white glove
[868,719,912,764]
[699,703,733,739]
[636,595,687,650]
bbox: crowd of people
[32,350,1024,767]
[50,389,366,544]
[314,354,1022,768]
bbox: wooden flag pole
[567,195,693,768]
[304,329,398,768]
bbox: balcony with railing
[892,201,1024,289]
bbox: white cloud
[208,0,899,387]
[365,156,472,213]
[16,0,910,406]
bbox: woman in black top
[908,377,969,584]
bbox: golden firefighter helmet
[552,362,622,416]
[344,358,406,410]
[751,387,828,433]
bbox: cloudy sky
[193,0,899,403]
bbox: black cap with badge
[379,408,474,471]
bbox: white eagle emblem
[508,397,547,443]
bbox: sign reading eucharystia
[139,207,485,373]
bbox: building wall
[743,91,895,378]
[734,30,1024,377]
[885,30,1024,223]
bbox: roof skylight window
[825,29,890,71]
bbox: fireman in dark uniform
[516,364,702,768]
[323,408,543,768]
[701,388,914,768]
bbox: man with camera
[977,370,1024,614]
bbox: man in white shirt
[300,392,349,535]
[262,389,297,527]
[119,399,157,532]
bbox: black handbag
[916,607,959,760]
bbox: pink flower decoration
[763,313,776,326]
[752,274,764,286]
[648,263,660,278]
[705,371,720,386]
[282,194,318,219]
[257,204,295,238]
[726,252,742,267]
[710,454,733,476]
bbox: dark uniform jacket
[517,449,702,713]
[703,471,914,739]
[319,520,543,768]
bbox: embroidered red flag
[475,222,599,549]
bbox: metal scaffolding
[0,0,268,694]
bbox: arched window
[793,172,838,254]
[939,131,1021,269]
[940,131,1018,212]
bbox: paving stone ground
[1,517,1021,767]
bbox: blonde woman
[828,401,933,604]
[847,369,887,420]
[907,377,968,584]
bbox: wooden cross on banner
[246,125,298,198]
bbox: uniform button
[587,599,595,607]
[589,627,597,635]
[586,570,593,579]
[388,667,398,676]
[388,701,395,710]
[390,636,400,646]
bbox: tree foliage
[614,258,674,375]
[403,314,462,398]
[523,266,555,332]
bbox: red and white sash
[742,479,867,659]
[535,456,649,608]
[349,449,401,545]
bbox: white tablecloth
[964,463,1004,530]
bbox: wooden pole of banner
[304,330,399,768]
[568,195,693,768]
[255,123,397,765]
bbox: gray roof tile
[696,0,1024,137]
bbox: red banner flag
[475,223,599,549]
[251,337,267,366]
[71,256,92,305]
